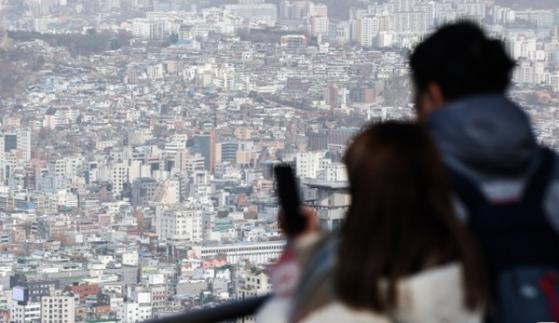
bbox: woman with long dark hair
[294,122,486,322]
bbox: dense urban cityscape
[0,0,558,322]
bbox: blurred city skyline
[0,0,559,322]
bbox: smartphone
[274,164,306,236]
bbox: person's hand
[278,206,319,239]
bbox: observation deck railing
[146,295,270,323]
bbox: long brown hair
[335,122,485,312]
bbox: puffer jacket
[427,94,559,229]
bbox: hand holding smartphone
[274,164,307,238]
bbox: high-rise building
[118,301,152,323]
[324,85,349,109]
[190,131,217,174]
[295,151,325,179]
[355,16,379,47]
[175,150,205,174]
[390,0,417,12]
[156,204,204,243]
[309,2,327,17]
[304,180,350,230]
[223,3,278,25]
[220,141,239,163]
[392,10,432,33]
[291,0,310,20]
[333,21,351,44]
[10,301,40,323]
[323,162,348,182]
[131,177,158,206]
[131,19,168,40]
[238,268,271,299]
[279,0,293,20]
[310,15,329,37]
[514,59,536,84]
[507,34,537,61]
[308,3,328,37]
[41,295,75,323]
[0,129,32,162]
[280,34,308,49]
[110,163,129,197]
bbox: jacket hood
[428,95,538,175]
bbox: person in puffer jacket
[409,21,559,227]
[410,21,559,322]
